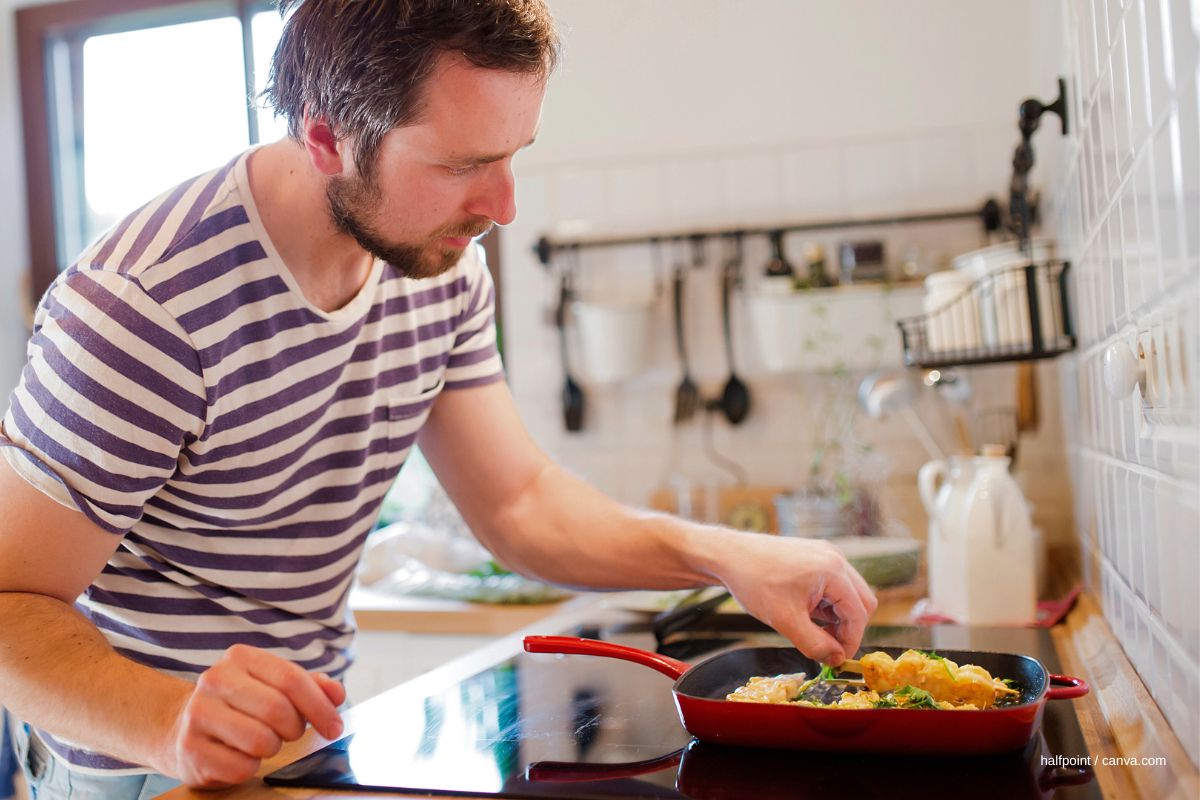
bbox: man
[0,0,876,795]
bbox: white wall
[499,0,1076,541]
[1042,0,1199,762]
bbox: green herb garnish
[466,560,512,578]
[872,696,898,709]
[893,685,941,710]
[818,664,837,681]
[916,649,956,680]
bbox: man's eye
[446,164,479,176]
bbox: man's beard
[326,170,492,279]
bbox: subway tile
[1109,204,1128,328]
[1175,80,1200,265]
[721,152,784,222]
[1168,0,1200,97]
[1154,480,1184,641]
[1121,182,1145,315]
[1081,0,1102,100]
[909,135,975,210]
[782,146,847,219]
[663,159,726,225]
[1143,0,1175,125]
[1125,2,1155,145]
[605,163,666,230]
[1152,116,1187,279]
[1140,473,1163,613]
[553,168,609,231]
[1112,23,1136,173]
[843,140,914,216]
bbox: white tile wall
[500,9,1084,565]
[1047,0,1200,767]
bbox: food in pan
[726,649,1020,710]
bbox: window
[18,0,284,296]
[17,0,502,338]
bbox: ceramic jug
[958,445,1037,624]
[918,455,974,620]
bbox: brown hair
[264,0,560,172]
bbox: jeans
[6,718,179,800]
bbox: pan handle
[1045,674,1090,700]
[524,636,691,680]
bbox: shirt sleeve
[442,243,506,390]
[1,268,208,534]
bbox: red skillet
[524,636,1089,755]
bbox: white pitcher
[958,445,1038,625]
[918,455,975,620]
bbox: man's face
[328,55,545,279]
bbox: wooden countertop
[348,585,574,635]
[157,588,1198,800]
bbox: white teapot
[919,445,1037,625]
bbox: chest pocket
[385,378,444,454]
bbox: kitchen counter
[348,585,575,635]
[157,589,1198,800]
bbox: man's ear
[300,106,345,176]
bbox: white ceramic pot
[571,300,655,384]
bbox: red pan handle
[1046,674,1089,700]
[523,635,691,680]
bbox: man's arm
[418,382,877,664]
[0,455,345,787]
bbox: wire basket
[897,261,1075,368]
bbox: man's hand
[711,534,878,665]
[160,644,346,788]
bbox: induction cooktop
[265,622,1100,798]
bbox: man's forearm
[0,592,190,770]
[484,463,729,590]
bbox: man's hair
[264,0,559,172]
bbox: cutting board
[648,485,787,532]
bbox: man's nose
[466,163,517,226]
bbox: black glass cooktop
[266,621,1100,798]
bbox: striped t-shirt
[0,148,504,772]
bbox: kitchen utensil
[1016,362,1039,432]
[523,638,1088,754]
[762,229,795,280]
[718,235,750,425]
[556,259,584,432]
[671,254,700,424]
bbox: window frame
[18,0,272,301]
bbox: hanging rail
[532,199,1003,266]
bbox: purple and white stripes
[1,148,504,773]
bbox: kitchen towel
[1,709,15,800]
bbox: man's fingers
[820,573,871,661]
[238,649,343,740]
[198,666,307,741]
[190,697,283,760]
[780,615,846,665]
[316,673,347,710]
